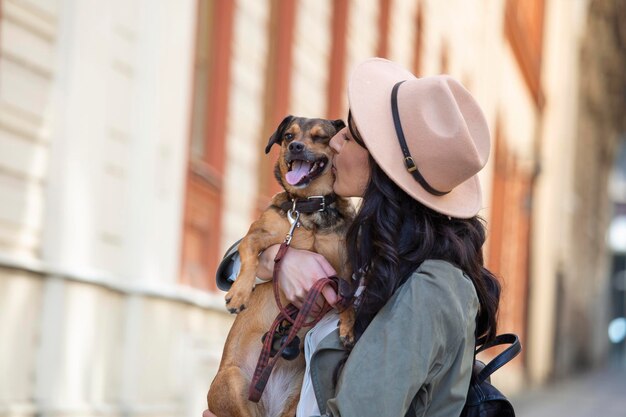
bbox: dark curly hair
[345,112,500,348]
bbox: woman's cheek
[358,176,369,196]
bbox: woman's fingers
[321,285,338,306]
[256,244,281,279]
[202,409,217,417]
[315,254,338,306]
[277,248,338,309]
[317,255,337,278]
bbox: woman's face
[329,125,370,197]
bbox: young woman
[205,58,500,417]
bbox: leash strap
[249,275,336,402]
[272,243,296,324]
[272,242,351,322]
[248,216,357,402]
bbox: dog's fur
[207,116,355,417]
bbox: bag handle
[475,333,521,384]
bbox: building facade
[1,0,623,416]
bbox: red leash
[248,241,338,402]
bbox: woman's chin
[333,184,355,198]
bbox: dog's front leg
[338,307,356,348]
[225,216,288,313]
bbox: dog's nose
[288,141,305,153]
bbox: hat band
[391,81,450,197]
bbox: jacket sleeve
[214,238,272,291]
[215,239,242,291]
[322,262,477,417]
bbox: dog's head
[266,116,346,197]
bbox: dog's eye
[313,135,329,142]
[284,133,294,141]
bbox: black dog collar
[279,194,337,213]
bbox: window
[180,0,235,290]
[488,121,532,352]
[504,0,545,107]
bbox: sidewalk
[511,366,626,417]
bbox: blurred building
[0,0,624,416]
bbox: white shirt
[296,311,340,417]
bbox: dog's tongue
[286,160,311,185]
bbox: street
[512,366,626,417]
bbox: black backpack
[460,333,522,417]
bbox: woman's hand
[256,244,281,279]
[257,244,338,310]
[202,409,216,417]
[276,247,339,310]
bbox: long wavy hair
[345,113,500,347]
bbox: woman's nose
[329,127,346,153]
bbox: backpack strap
[475,333,521,384]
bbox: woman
[205,58,500,417]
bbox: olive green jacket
[310,260,478,417]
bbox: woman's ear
[265,115,294,154]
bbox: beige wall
[0,270,43,416]
[0,0,231,416]
[1,0,58,413]
[43,0,194,282]
[290,0,332,117]
[0,0,56,260]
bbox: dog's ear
[265,115,294,154]
[331,119,346,133]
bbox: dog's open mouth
[285,156,329,186]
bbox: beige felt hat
[348,58,491,219]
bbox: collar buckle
[307,195,326,212]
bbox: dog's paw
[338,321,356,349]
[339,332,355,349]
[224,287,250,314]
[338,311,357,348]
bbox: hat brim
[348,58,483,219]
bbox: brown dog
[207,116,356,417]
